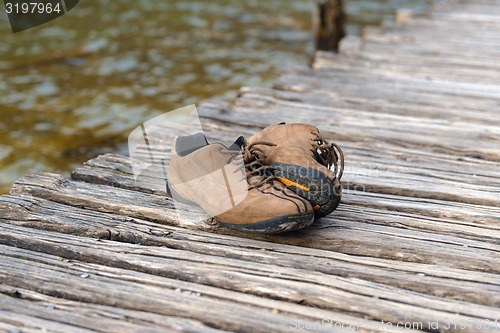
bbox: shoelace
[222,141,278,190]
[310,131,344,180]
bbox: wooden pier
[1,0,499,332]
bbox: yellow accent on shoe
[313,205,321,211]
[278,177,309,192]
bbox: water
[0,0,429,193]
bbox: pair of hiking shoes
[168,123,344,234]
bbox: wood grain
[1,0,500,331]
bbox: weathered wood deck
[1,0,499,332]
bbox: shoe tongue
[228,136,246,151]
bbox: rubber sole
[217,212,314,234]
[271,162,342,218]
[168,183,315,234]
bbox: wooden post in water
[314,0,345,52]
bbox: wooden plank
[239,85,500,127]
[274,70,500,104]
[364,24,500,44]
[363,40,500,62]
[262,86,499,162]
[0,242,345,333]
[363,35,500,56]
[360,50,500,73]
[355,24,500,70]
[430,12,500,23]
[313,53,500,87]
[227,89,500,162]
[360,42,500,68]
[0,225,498,333]
[435,1,500,12]
[366,24,500,43]
[269,71,500,117]
[0,292,214,333]
[1,193,499,308]
[7,173,500,273]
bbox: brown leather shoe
[168,133,314,233]
[247,123,344,218]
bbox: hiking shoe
[167,132,314,233]
[247,123,344,218]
